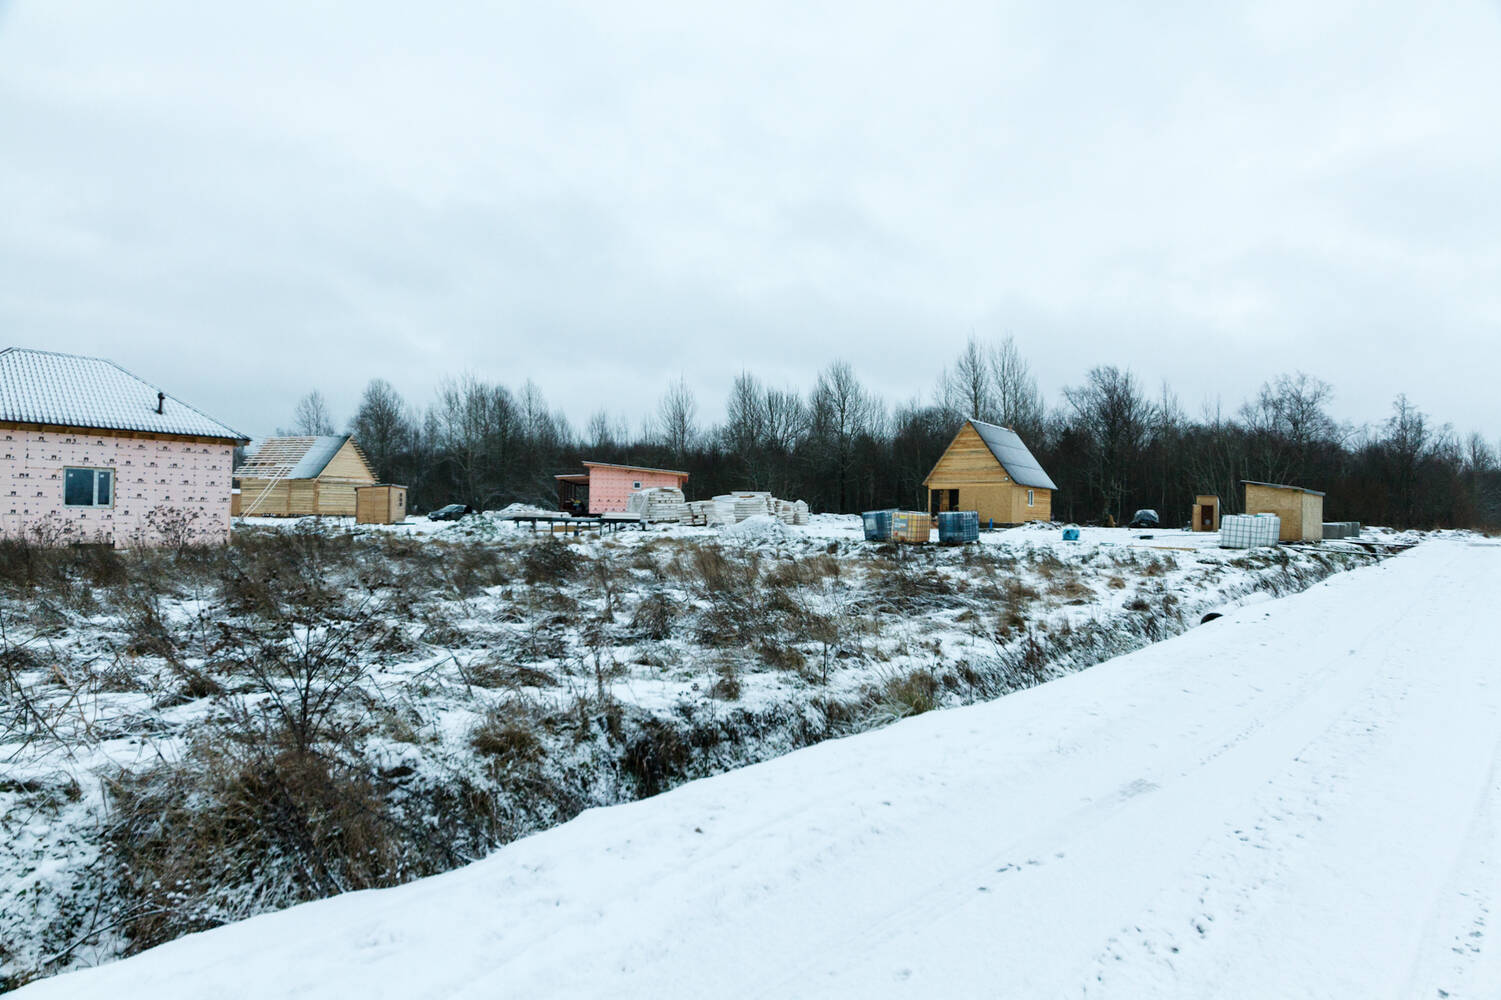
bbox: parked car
[1127,508,1160,529]
[427,503,477,521]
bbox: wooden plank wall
[925,424,1013,488]
[322,440,377,484]
[1244,484,1323,541]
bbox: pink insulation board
[0,426,234,547]
[586,465,689,514]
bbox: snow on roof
[968,419,1058,490]
[237,435,353,480]
[1243,480,1327,497]
[0,347,247,441]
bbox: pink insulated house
[0,348,249,547]
[555,461,690,514]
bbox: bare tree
[655,375,698,464]
[941,336,994,422]
[989,335,1045,437]
[809,361,878,511]
[1064,366,1151,522]
[290,391,335,436]
[723,371,767,457]
[349,379,411,482]
[1240,372,1339,484]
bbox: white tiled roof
[0,347,247,441]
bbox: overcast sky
[2,1,1498,442]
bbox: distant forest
[268,337,1500,529]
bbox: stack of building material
[732,493,774,521]
[889,510,933,544]
[1220,513,1280,549]
[1322,522,1347,539]
[775,500,797,524]
[626,488,689,523]
[937,510,980,544]
[678,500,717,526]
[793,500,809,525]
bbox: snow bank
[18,540,1499,1000]
[720,513,793,542]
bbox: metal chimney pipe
[156,391,165,414]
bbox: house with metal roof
[233,434,377,517]
[923,419,1056,526]
[0,347,248,546]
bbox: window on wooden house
[64,468,114,507]
[1026,489,1035,507]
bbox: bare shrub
[469,702,544,771]
[874,668,939,719]
[104,735,398,954]
[521,540,579,584]
[623,716,691,796]
[708,658,742,700]
[629,592,679,640]
[756,639,806,673]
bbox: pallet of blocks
[679,500,715,526]
[626,487,689,523]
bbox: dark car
[1127,508,1160,529]
[427,503,477,521]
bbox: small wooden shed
[355,484,407,524]
[1193,494,1221,532]
[1243,481,1325,542]
[923,419,1055,525]
[234,435,377,517]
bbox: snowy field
[0,514,1407,987]
[13,537,1497,999]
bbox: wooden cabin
[355,484,407,525]
[555,461,690,515]
[923,420,1056,525]
[1243,481,1324,542]
[234,435,377,517]
[1193,494,1221,532]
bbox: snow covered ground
[15,537,1497,999]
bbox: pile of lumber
[626,488,689,523]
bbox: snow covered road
[18,539,1501,998]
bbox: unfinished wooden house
[234,435,376,517]
[1243,481,1324,542]
[0,347,247,547]
[924,419,1056,525]
[555,461,690,515]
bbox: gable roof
[237,435,366,480]
[0,347,247,441]
[1243,480,1326,497]
[964,419,1058,490]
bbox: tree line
[268,337,1500,529]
